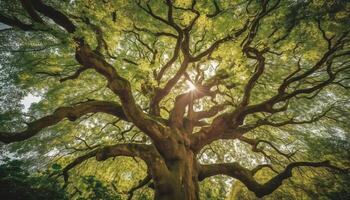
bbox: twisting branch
[127,174,152,200]
[238,136,295,159]
[199,160,348,198]
[0,101,127,143]
[75,44,165,142]
[59,143,156,183]
[239,47,266,108]
[207,0,222,18]
[59,66,88,82]
[192,103,227,121]
[133,24,177,39]
[60,149,98,182]
[155,34,182,83]
[190,20,249,62]
[135,0,182,34]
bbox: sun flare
[186,81,197,92]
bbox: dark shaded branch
[150,58,190,116]
[239,47,266,108]
[0,101,127,144]
[199,160,348,198]
[239,136,295,159]
[95,143,155,162]
[20,0,44,23]
[75,45,165,142]
[193,103,227,121]
[29,0,76,33]
[133,24,177,39]
[136,0,182,34]
[190,21,249,62]
[156,34,182,82]
[61,149,98,182]
[123,58,139,66]
[60,143,155,183]
[59,67,87,82]
[127,175,152,200]
[0,14,34,31]
[206,0,222,18]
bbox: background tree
[0,0,349,199]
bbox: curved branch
[60,143,156,183]
[127,174,152,200]
[206,0,222,18]
[61,149,98,182]
[192,103,227,121]
[239,136,295,159]
[95,143,155,163]
[59,66,87,82]
[75,45,165,142]
[199,160,348,198]
[0,100,127,144]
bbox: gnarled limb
[75,44,165,142]
[59,66,87,82]
[207,0,222,18]
[198,160,348,198]
[238,136,295,159]
[60,149,98,182]
[127,174,152,200]
[60,143,156,183]
[0,101,127,143]
[135,0,182,34]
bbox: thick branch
[0,101,127,143]
[95,143,156,163]
[60,143,155,182]
[61,149,98,182]
[199,160,348,198]
[75,45,165,141]
[29,0,76,33]
[20,0,44,23]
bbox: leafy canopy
[0,0,350,199]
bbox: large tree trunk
[152,138,200,200]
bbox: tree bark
[153,150,199,200]
[150,131,200,200]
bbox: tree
[0,0,349,199]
